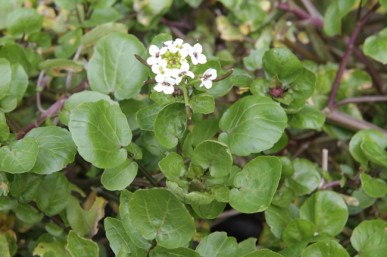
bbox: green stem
[181,84,191,123]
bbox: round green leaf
[363,28,387,64]
[35,173,71,216]
[81,23,127,47]
[101,159,138,191]
[0,111,10,141]
[25,126,77,174]
[300,191,348,236]
[360,173,387,198]
[190,94,215,114]
[301,240,349,257]
[350,219,387,256]
[0,137,38,174]
[230,156,282,213]
[287,158,321,196]
[158,152,185,181]
[349,130,387,167]
[69,100,132,169]
[151,246,201,257]
[136,103,163,131]
[60,90,116,125]
[283,219,317,246]
[265,204,299,238]
[219,96,287,156]
[0,58,11,99]
[87,32,148,100]
[262,48,303,83]
[9,63,28,102]
[66,231,99,257]
[6,8,43,36]
[14,202,43,224]
[154,103,186,149]
[128,189,195,249]
[361,140,387,168]
[288,105,325,130]
[191,200,226,219]
[243,249,284,257]
[192,140,232,178]
[195,232,238,257]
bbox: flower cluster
[146,38,217,94]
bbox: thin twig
[323,108,387,135]
[300,0,323,21]
[334,95,387,108]
[321,180,342,190]
[277,2,323,28]
[36,71,47,113]
[327,3,380,108]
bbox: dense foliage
[0,0,386,256]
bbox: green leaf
[101,159,138,191]
[262,48,303,84]
[25,126,77,174]
[119,190,152,250]
[301,240,349,257]
[55,28,82,58]
[0,58,12,100]
[191,200,226,219]
[39,59,83,75]
[192,140,232,178]
[128,188,195,249]
[288,105,325,130]
[35,173,71,216]
[350,219,387,257]
[154,103,186,149]
[287,158,321,196]
[0,44,31,74]
[33,234,68,257]
[242,249,284,257]
[237,238,257,257]
[66,196,106,237]
[10,173,43,202]
[190,94,215,114]
[0,137,39,174]
[158,153,185,181]
[363,28,387,64]
[105,217,146,256]
[195,232,238,257]
[230,156,282,213]
[183,0,203,8]
[69,100,132,169]
[0,197,17,211]
[283,219,317,246]
[0,234,11,257]
[323,0,356,36]
[381,0,387,9]
[87,32,148,100]
[0,112,9,141]
[361,140,387,168]
[300,191,348,236]
[150,246,201,257]
[349,130,387,167]
[8,63,28,102]
[265,204,299,238]
[134,0,173,27]
[66,231,99,257]
[81,22,127,47]
[360,173,387,198]
[14,202,43,224]
[0,0,22,29]
[136,104,163,131]
[219,96,287,156]
[60,91,116,125]
[6,8,43,36]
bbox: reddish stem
[327,3,380,108]
[277,2,323,28]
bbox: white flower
[154,76,176,94]
[173,38,191,58]
[189,43,207,65]
[174,62,194,84]
[146,45,167,66]
[200,68,217,89]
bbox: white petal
[197,54,207,64]
[149,45,159,56]
[191,56,199,65]
[159,46,167,55]
[203,80,212,89]
[165,76,176,85]
[174,38,184,45]
[164,40,173,46]
[204,68,217,79]
[164,85,175,94]
[187,71,194,78]
[180,62,190,72]
[193,43,203,53]
[175,76,182,84]
[147,56,156,65]
[155,74,165,83]
[154,83,164,92]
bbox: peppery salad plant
[0,0,387,257]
